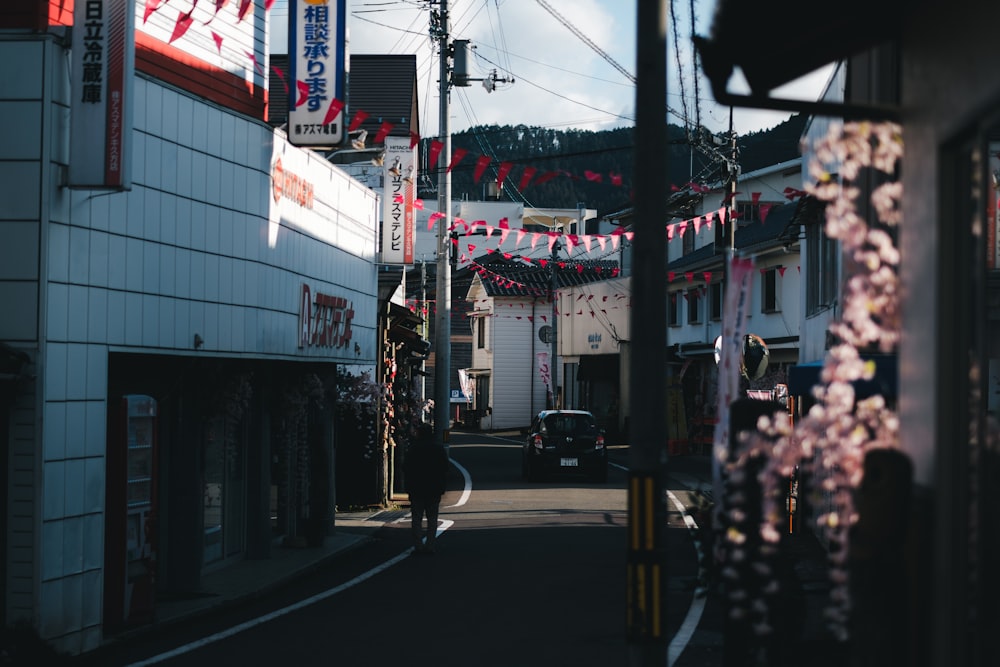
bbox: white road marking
[128,449,705,666]
[666,489,705,667]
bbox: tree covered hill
[418,113,808,218]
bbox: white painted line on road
[130,492,470,665]
[125,549,413,667]
[666,488,706,667]
[129,449,705,667]
[445,457,472,508]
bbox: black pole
[626,1,669,665]
[550,238,560,408]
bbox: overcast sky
[271,1,833,137]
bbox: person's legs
[424,495,441,551]
[410,495,427,550]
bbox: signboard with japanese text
[69,0,134,189]
[288,0,347,147]
[381,135,417,265]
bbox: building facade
[0,1,380,654]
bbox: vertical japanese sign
[288,0,347,147]
[381,136,417,265]
[712,257,755,513]
[536,351,552,392]
[69,0,134,189]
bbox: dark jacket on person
[404,428,449,498]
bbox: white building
[0,1,380,654]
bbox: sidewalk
[109,510,391,643]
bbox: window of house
[682,220,695,255]
[762,267,780,313]
[710,282,723,320]
[668,292,680,326]
[687,288,701,324]
[805,211,839,315]
[738,200,783,224]
[477,316,486,349]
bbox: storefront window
[203,415,246,565]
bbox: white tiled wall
[31,54,381,651]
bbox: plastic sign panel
[288,0,347,147]
[381,136,417,265]
[69,0,135,189]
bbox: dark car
[522,409,608,483]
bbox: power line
[535,0,635,84]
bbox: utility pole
[627,1,669,665]
[550,237,560,409]
[429,2,510,447]
[433,0,452,450]
[420,258,427,404]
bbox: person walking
[403,422,449,554]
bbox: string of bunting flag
[150,2,815,209]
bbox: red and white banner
[69,0,135,189]
[537,351,552,392]
[381,135,417,265]
[712,257,755,505]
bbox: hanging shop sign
[288,0,347,147]
[69,0,135,189]
[381,135,417,265]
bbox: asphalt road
[72,430,720,667]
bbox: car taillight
[533,434,543,449]
[595,434,605,450]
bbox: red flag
[245,51,265,76]
[610,172,623,186]
[447,148,468,173]
[265,0,276,9]
[212,31,224,54]
[374,121,394,144]
[238,0,253,22]
[534,171,558,186]
[668,271,676,282]
[170,11,195,43]
[348,111,369,133]
[295,80,310,108]
[703,271,713,283]
[143,0,162,23]
[751,192,761,205]
[518,166,537,190]
[323,98,344,125]
[409,131,420,149]
[759,203,774,223]
[270,65,288,94]
[473,155,491,183]
[684,272,695,282]
[584,170,603,183]
[496,161,513,188]
[429,140,445,167]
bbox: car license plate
[560,457,578,467]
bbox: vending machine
[104,394,158,631]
